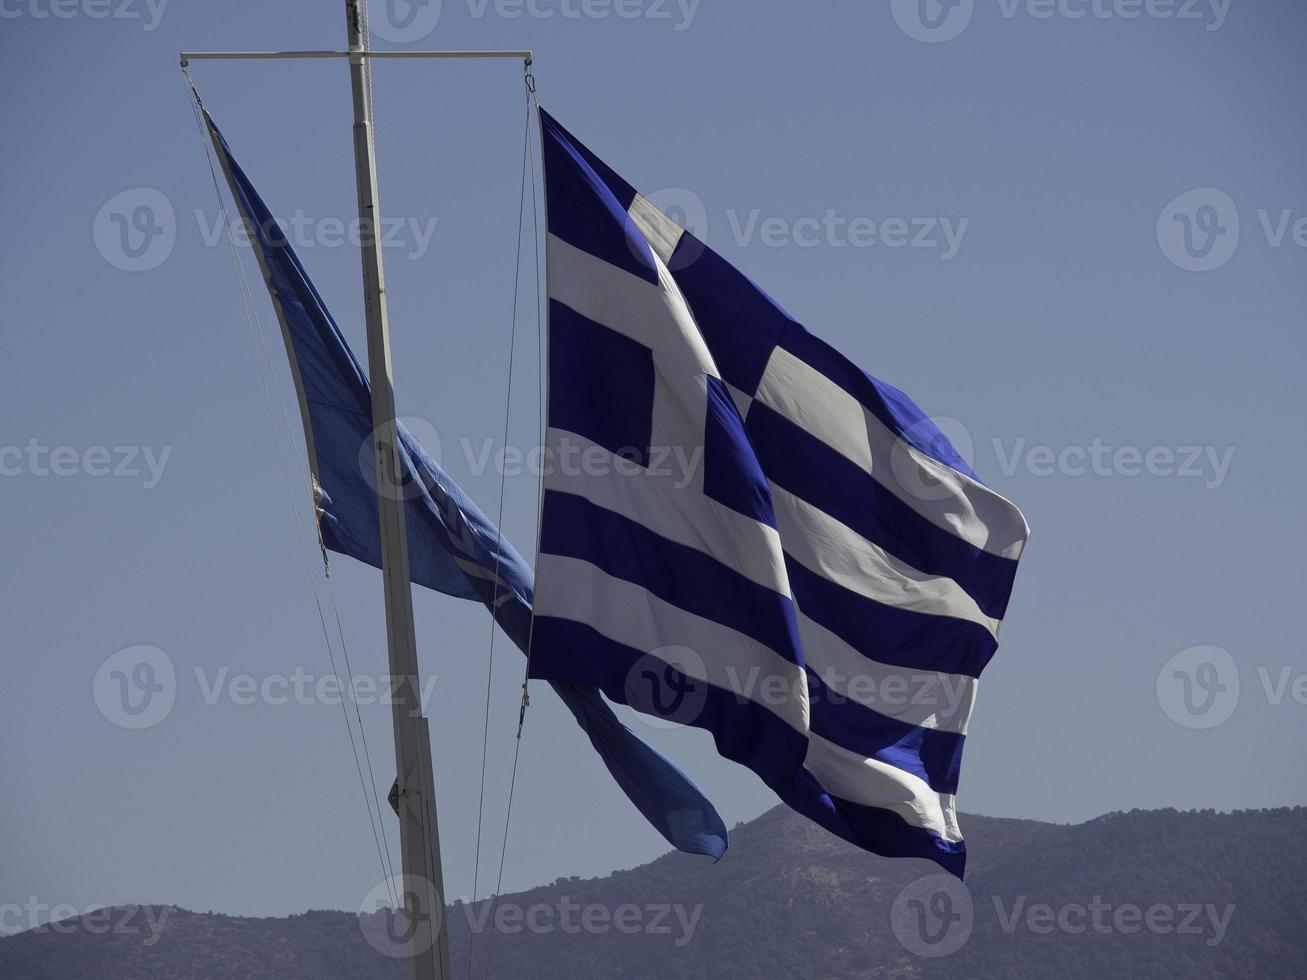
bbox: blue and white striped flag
[528,109,1029,876]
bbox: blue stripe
[529,616,809,785]
[807,671,964,794]
[777,323,981,482]
[747,400,1019,621]
[539,108,657,285]
[668,234,791,395]
[539,108,638,209]
[778,769,966,877]
[547,301,655,468]
[539,490,804,667]
[788,557,997,680]
[702,376,777,527]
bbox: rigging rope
[466,79,535,979]
[480,65,543,980]
[181,67,400,909]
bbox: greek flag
[529,109,1029,876]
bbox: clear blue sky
[1,0,1304,929]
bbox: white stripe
[547,232,717,377]
[647,351,710,496]
[628,193,684,266]
[726,382,754,420]
[755,346,1028,560]
[804,736,961,842]
[543,430,790,597]
[797,611,977,734]
[535,552,809,734]
[771,484,1001,638]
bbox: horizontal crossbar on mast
[180,49,531,63]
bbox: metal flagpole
[343,1,446,977]
[180,24,532,980]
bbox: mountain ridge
[2,805,1303,978]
